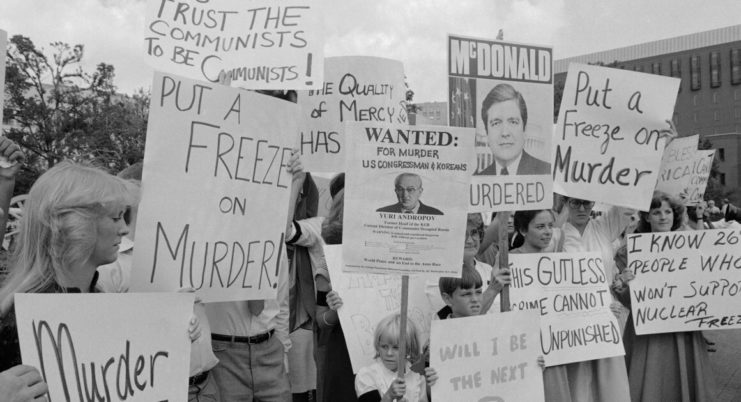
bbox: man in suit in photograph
[474,83,550,176]
[377,173,443,215]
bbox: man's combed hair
[480,83,528,131]
[439,266,483,296]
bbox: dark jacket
[474,150,550,176]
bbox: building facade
[555,25,741,197]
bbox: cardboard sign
[296,56,409,172]
[342,121,475,275]
[505,252,624,366]
[628,228,741,334]
[131,72,296,302]
[144,0,324,89]
[324,245,432,373]
[656,135,714,205]
[15,293,193,402]
[0,29,6,127]
[553,63,680,211]
[430,311,545,402]
[448,35,553,212]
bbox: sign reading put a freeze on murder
[131,72,296,302]
[296,56,408,172]
[656,134,714,206]
[627,228,741,334]
[324,245,432,373]
[15,293,194,402]
[505,252,624,366]
[342,121,475,275]
[144,0,324,89]
[431,311,545,402]
[553,63,680,211]
[448,35,553,212]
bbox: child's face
[377,334,400,372]
[443,286,483,317]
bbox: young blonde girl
[355,313,437,402]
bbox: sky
[1,0,740,101]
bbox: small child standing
[355,314,437,402]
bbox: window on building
[713,91,719,104]
[671,59,681,78]
[732,49,741,85]
[714,110,721,121]
[710,51,721,88]
[718,148,725,161]
[693,112,699,123]
[720,173,726,186]
[736,108,741,120]
[652,62,661,75]
[690,55,701,90]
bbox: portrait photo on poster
[474,81,551,176]
[376,172,444,215]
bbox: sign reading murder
[505,252,624,366]
[448,35,553,212]
[553,63,680,211]
[144,0,324,89]
[656,134,714,205]
[342,121,475,275]
[431,311,545,402]
[627,228,741,334]
[324,245,432,373]
[15,293,193,402]
[296,56,408,172]
[131,72,296,302]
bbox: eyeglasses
[466,229,482,240]
[568,199,595,209]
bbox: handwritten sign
[325,245,432,373]
[144,0,323,89]
[296,56,409,172]
[656,135,714,205]
[448,34,553,212]
[342,121,474,275]
[131,72,296,302]
[504,252,624,366]
[431,311,544,402]
[553,63,680,210]
[628,228,741,334]
[15,293,193,402]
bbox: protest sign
[325,245,432,373]
[430,310,544,402]
[627,228,741,334]
[448,35,553,212]
[296,56,408,172]
[0,29,6,126]
[553,63,680,211]
[15,293,193,402]
[342,121,475,275]
[144,0,323,90]
[656,134,714,205]
[131,72,296,302]
[504,252,624,366]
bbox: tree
[699,137,734,203]
[3,35,147,190]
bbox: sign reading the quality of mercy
[628,228,741,334]
[342,121,475,275]
[15,293,193,402]
[131,72,296,302]
[505,252,624,366]
[656,134,714,206]
[144,0,324,89]
[431,311,545,402]
[554,63,680,210]
[296,56,408,172]
[448,35,553,212]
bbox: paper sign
[448,34,553,212]
[505,252,624,366]
[628,228,741,334]
[15,293,193,402]
[325,245,432,373]
[144,0,324,89]
[553,63,680,211]
[431,311,545,402]
[342,121,475,275]
[656,135,714,205]
[131,72,296,302]
[296,56,409,172]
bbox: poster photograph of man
[376,172,444,215]
[475,83,550,176]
